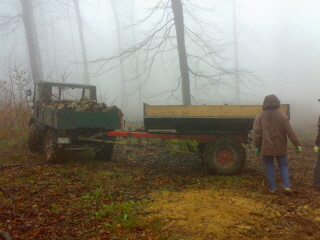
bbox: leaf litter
[0,142,320,239]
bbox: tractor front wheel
[43,129,64,163]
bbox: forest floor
[0,135,320,240]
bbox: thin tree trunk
[111,0,126,109]
[51,18,59,80]
[130,1,142,115]
[30,2,44,81]
[67,8,80,81]
[20,0,44,84]
[73,0,90,84]
[171,0,191,105]
[40,10,52,79]
[232,0,240,103]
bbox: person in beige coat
[253,94,301,193]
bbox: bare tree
[93,0,242,105]
[67,7,80,81]
[0,2,20,40]
[171,0,190,105]
[111,0,127,109]
[130,0,143,113]
[20,0,44,83]
[232,0,240,103]
[73,0,90,84]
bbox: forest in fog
[2,2,320,239]
[1,0,320,126]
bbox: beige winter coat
[253,94,301,156]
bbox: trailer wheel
[205,139,246,175]
[28,123,42,153]
[43,129,64,163]
[95,143,114,161]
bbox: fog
[1,0,320,129]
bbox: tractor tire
[43,129,64,163]
[95,143,114,161]
[28,123,41,153]
[204,138,246,175]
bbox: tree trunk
[232,0,240,103]
[130,1,142,115]
[67,9,80,81]
[171,0,191,105]
[51,18,59,80]
[73,0,90,84]
[111,0,127,109]
[20,0,44,84]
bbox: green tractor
[27,81,122,163]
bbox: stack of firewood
[42,98,120,112]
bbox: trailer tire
[95,143,114,161]
[205,138,246,175]
[43,129,64,163]
[28,123,42,153]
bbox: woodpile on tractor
[42,97,120,112]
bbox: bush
[0,65,32,141]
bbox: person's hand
[255,148,261,156]
[314,146,319,153]
[295,146,301,153]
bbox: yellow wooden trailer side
[144,104,290,118]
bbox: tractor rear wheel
[204,138,246,175]
[95,143,114,161]
[28,123,42,153]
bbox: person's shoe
[284,188,292,193]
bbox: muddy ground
[0,137,320,240]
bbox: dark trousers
[313,151,320,188]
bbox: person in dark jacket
[313,116,320,190]
[253,94,301,193]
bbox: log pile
[41,97,120,112]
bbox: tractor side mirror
[26,89,32,97]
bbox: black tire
[95,143,114,161]
[28,123,41,153]
[43,129,64,163]
[204,138,246,175]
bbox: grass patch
[50,204,62,212]
[94,200,147,230]
[83,188,104,200]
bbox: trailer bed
[143,104,290,134]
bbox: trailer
[105,103,290,175]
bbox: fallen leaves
[0,143,319,239]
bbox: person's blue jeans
[262,154,290,191]
[313,151,320,188]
